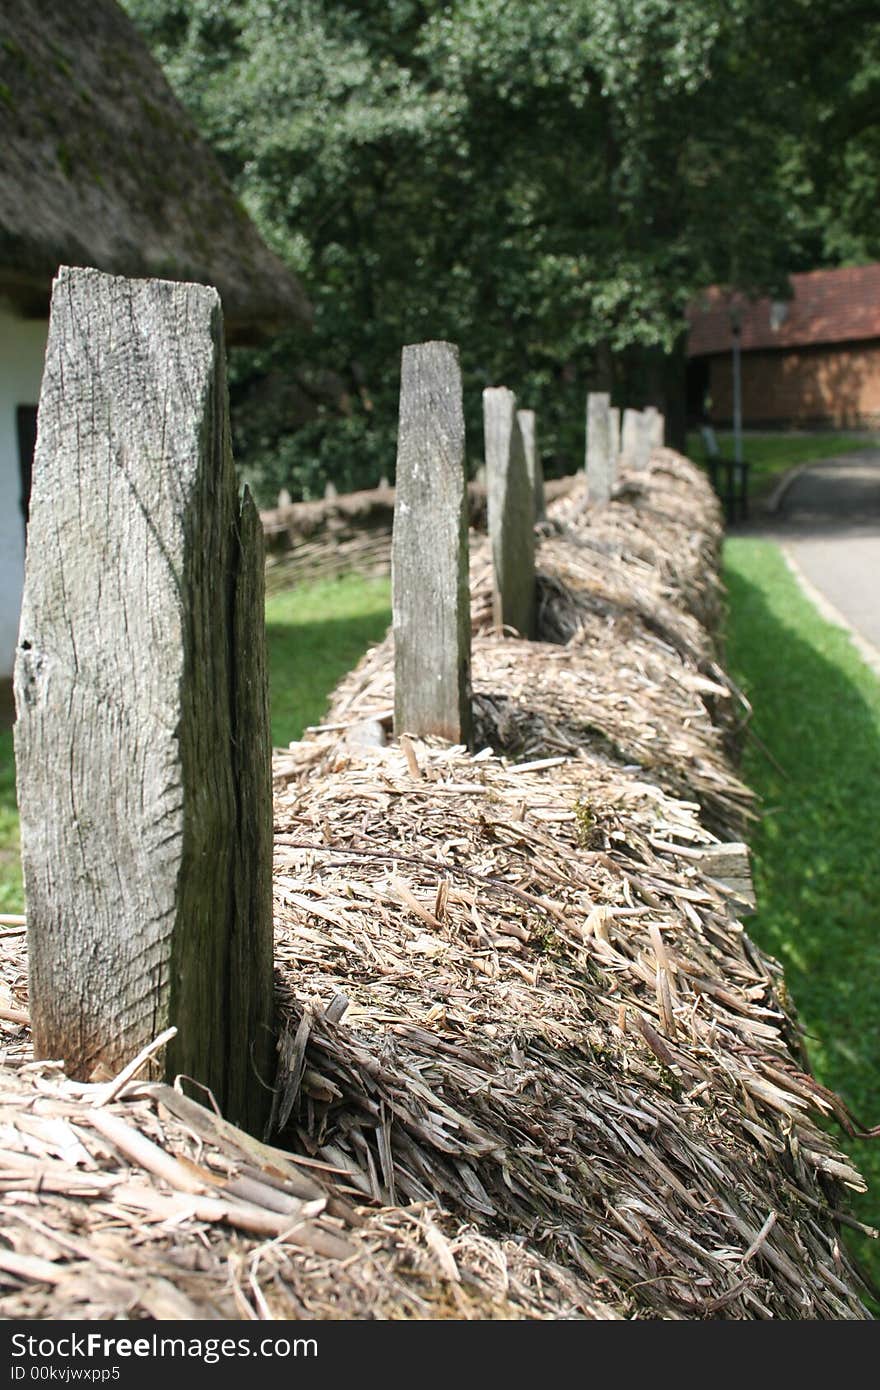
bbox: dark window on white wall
[16,405,37,528]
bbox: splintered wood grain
[14,267,273,1134]
[225,485,276,1127]
[393,341,472,746]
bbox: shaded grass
[265,572,391,747]
[687,430,869,503]
[723,537,880,1287]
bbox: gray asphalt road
[739,448,880,658]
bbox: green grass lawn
[687,430,870,504]
[0,572,392,915]
[265,572,391,746]
[724,537,880,1290]
[0,726,21,914]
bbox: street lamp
[730,303,743,468]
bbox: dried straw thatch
[0,452,873,1320]
[0,0,310,340]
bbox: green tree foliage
[123,0,877,500]
[771,1,880,268]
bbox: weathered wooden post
[609,406,621,470]
[621,407,642,467]
[586,391,614,503]
[14,267,274,1136]
[393,341,472,745]
[517,409,546,521]
[645,406,665,449]
[483,387,536,639]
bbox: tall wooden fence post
[393,341,472,746]
[14,267,274,1136]
[609,406,621,471]
[621,407,642,467]
[517,409,546,522]
[586,391,614,503]
[483,387,536,639]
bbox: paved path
[736,448,880,671]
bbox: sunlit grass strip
[723,537,880,1288]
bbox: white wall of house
[0,306,48,679]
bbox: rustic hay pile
[0,452,873,1320]
[328,452,750,834]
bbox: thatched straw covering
[0,0,310,340]
[0,453,873,1319]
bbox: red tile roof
[687,263,880,357]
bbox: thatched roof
[688,265,880,357]
[0,0,310,341]
[0,453,872,1319]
